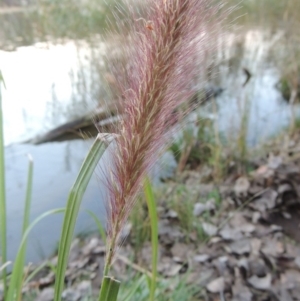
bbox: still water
[211,30,299,146]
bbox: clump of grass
[163,184,221,243]
[129,197,151,258]
[170,112,229,182]
[118,271,201,301]
[170,117,214,169]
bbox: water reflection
[211,30,300,146]
[1,40,105,146]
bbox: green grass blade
[6,208,64,301]
[121,274,147,301]
[143,177,158,301]
[98,276,120,301]
[0,71,7,299]
[86,209,106,244]
[24,260,49,285]
[54,134,114,301]
[0,261,11,273]
[15,155,34,301]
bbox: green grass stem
[24,261,50,285]
[6,208,64,301]
[144,177,158,301]
[121,275,147,301]
[53,134,114,301]
[14,155,34,301]
[98,276,120,301]
[86,209,106,244]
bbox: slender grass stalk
[86,209,107,244]
[53,134,114,301]
[143,177,158,301]
[15,155,34,301]
[24,261,49,285]
[121,274,147,301]
[0,71,7,299]
[6,208,64,301]
[0,262,11,273]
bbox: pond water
[1,29,298,263]
[210,30,300,146]
[1,40,106,146]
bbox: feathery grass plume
[103,0,222,274]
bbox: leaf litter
[6,146,300,301]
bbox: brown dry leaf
[92,245,106,255]
[158,220,183,239]
[252,211,261,224]
[187,268,215,286]
[278,183,293,195]
[61,288,81,301]
[253,165,269,176]
[206,277,225,293]
[229,212,247,226]
[171,243,191,261]
[232,282,252,301]
[231,267,253,301]
[213,256,229,276]
[280,287,293,301]
[69,238,81,261]
[268,154,282,169]
[82,237,100,256]
[250,238,262,255]
[35,288,54,301]
[240,223,256,234]
[247,274,272,290]
[165,209,178,218]
[219,225,243,241]
[194,254,210,263]
[234,177,250,196]
[38,272,55,286]
[164,263,183,277]
[261,238,284,257]
[280,270,300,289]
[193,203,207,217]
[202,222,218,237]
[249,258,268,277]
[295,256,300,268]
[237,258,249,278]
[250,189,278,211]
[193,199,216,217]
[227,239,251,255]
[290,286,300,300]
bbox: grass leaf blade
[54,134,114,301]
[143,177,158,301]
